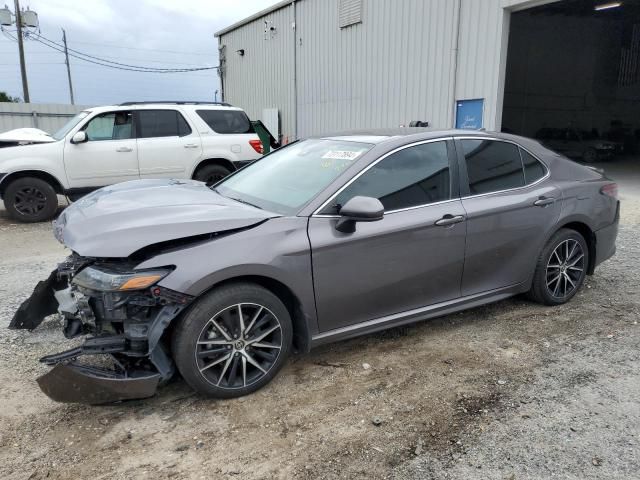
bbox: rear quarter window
[520,148,546,184]
[197,110,255,134]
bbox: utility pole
[14,0,30,103]
[61,28,74,104]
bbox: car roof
[317,128,517,144]
[83,103,245,114]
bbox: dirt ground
[0,161,639,480]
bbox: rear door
[309,139,467,332]
[63,110,139,188]
[136,109,200,179]
[456,138,561,296]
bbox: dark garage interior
[502,0,640,175]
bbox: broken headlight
[72,266,171,292]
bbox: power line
[3,30,219,73]
[59,39,214,56]
[30,33,219,73]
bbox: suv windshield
[216,139,373,215]
[52,111,90,140]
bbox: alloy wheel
[195,303,283,389]
[13,186,48,216]
[546,239,585,299]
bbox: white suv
[0,102,264,222]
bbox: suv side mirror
[335,196,384,233]
[71,131,87,144]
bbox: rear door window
[197,109,254,134]
[461,139,524,195]
[138,110,192,138]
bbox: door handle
[434,214,465,227]
[534,196,556,207]
[184,144,199,149]
[116,147,133,153]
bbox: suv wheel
[172,283,292,398]
[528,228,589,306]
[194,164,232,186]
[3,177,58,223]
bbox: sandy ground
[0,159,638,480]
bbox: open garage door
[502,0,640,170]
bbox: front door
[456,138,561,296]
[63,110,139,188]
[309,140,467,332]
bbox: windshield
[216,139,374,215]
[52,111,90,140]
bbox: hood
[55,179,279,257]
[0,128,55,144]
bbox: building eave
[214,0,296,37]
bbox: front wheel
[528,229,589,306]
[3,177,59,222]
[172,283,292,398]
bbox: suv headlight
[72,266,172,292]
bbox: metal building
[215,0,640,149]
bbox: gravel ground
[0,170,638,480]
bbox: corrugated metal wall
[217,4,296,141]
[294,0,458,137]
[0,103,88,134]
[219,0,550,140]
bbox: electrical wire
[2,29,219,73]
[30,33,219,72]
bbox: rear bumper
[594,205,619,268]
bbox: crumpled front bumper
[10,269,61,330]
[11,261,191,404]
[37,363,160,405]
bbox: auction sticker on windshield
[321,150,364,160]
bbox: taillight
[600,183,618,199]
[249,139,263,154]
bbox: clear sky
[0,0,277,105]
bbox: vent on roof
[339,0,363,28]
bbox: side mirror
[71,131,87,144]
[335,196,384,233]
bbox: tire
[583,147,598,163]
[3,177,58,223]
[193,164,232,186]
[172,283,292,399]
[527,228,589,306]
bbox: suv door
[136,109,201,179]
[308,139,467,332]
[456,138,561,296]
[63,110,139,188]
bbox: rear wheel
[528,228,589,306]
[172,283,292,398]
[193,164,232,186]
[3,177,58,222]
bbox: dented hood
[55,179,279,257]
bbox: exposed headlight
[72,266,171,292]
[595,143,614,150]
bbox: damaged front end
[10,254,193,404]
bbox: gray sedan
[11,129,619,404]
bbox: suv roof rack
[118,101,233,107]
